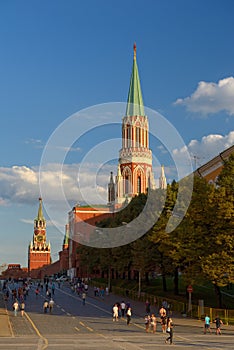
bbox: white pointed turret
[159,165,167,189]
[115,164,124,203]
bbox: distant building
[28,198,51,278]
[1,264,28,279]
[194,144,234,183]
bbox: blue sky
[0,0,234,267]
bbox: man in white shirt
[120,301,126,318]
[113,304,119,321]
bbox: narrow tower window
[136,127,141,147]
[137,176,141,194]
[125,175,129,194]
[126,125,131,147]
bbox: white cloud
[12,166,38,184]
[0,130,233,212]
[0,166,39,203]
[25,138,43,146]
[0,162,112,208]
[24,139,81,153]
[172,131,234,169]
[174,77,234,115]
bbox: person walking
[165,316,174,344]
[43,300,49,313]
[49,298,54,313]
[20,301,25,317]
[13,300,19,317]
[151,313,157,334]
[144,314,151,333]
[160,311,167,333]
[213,315,223,335]
[204,314,211,334]
[46,288,52,299]
[126,307,132,325]
[120,301,126,318]
[113,304,119,322]
[52,283,55,295]
[145,300,151,314]
[82,292,86,305]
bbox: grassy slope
[93,276,234,309]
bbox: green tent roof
[125,44,145,117]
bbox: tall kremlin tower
[28,198,51,277]
[108,44,166,206]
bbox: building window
[137,176,141,194]
[125,175,129,194]
[126,125,131,147]
[136,127,141,146]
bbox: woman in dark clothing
[165,317,174,344]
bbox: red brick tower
[28,198,51,277]
[116,44,156,204]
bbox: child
[144,314,150,332]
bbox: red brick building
[68,206,113,278]
[1,264,28,280]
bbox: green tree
[199,155,234,306]
[148,184,179,292]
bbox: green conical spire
[125,43,145,117]
[37,197,45,220]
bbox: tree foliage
[76,154,234,307]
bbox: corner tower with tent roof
[28,197,51,278]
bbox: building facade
[68,206,112,279]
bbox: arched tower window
[125,175,129,194]
[126,124,131,148]
[136,127,141,147]
[137,176,141,194]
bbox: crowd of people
[2,278,56,316]
[70,279,89,296]
[143,300,224,344]
[112,301,132,325]
[2,280,30,317]
[1,278,225,345]
[142,301,174,344]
